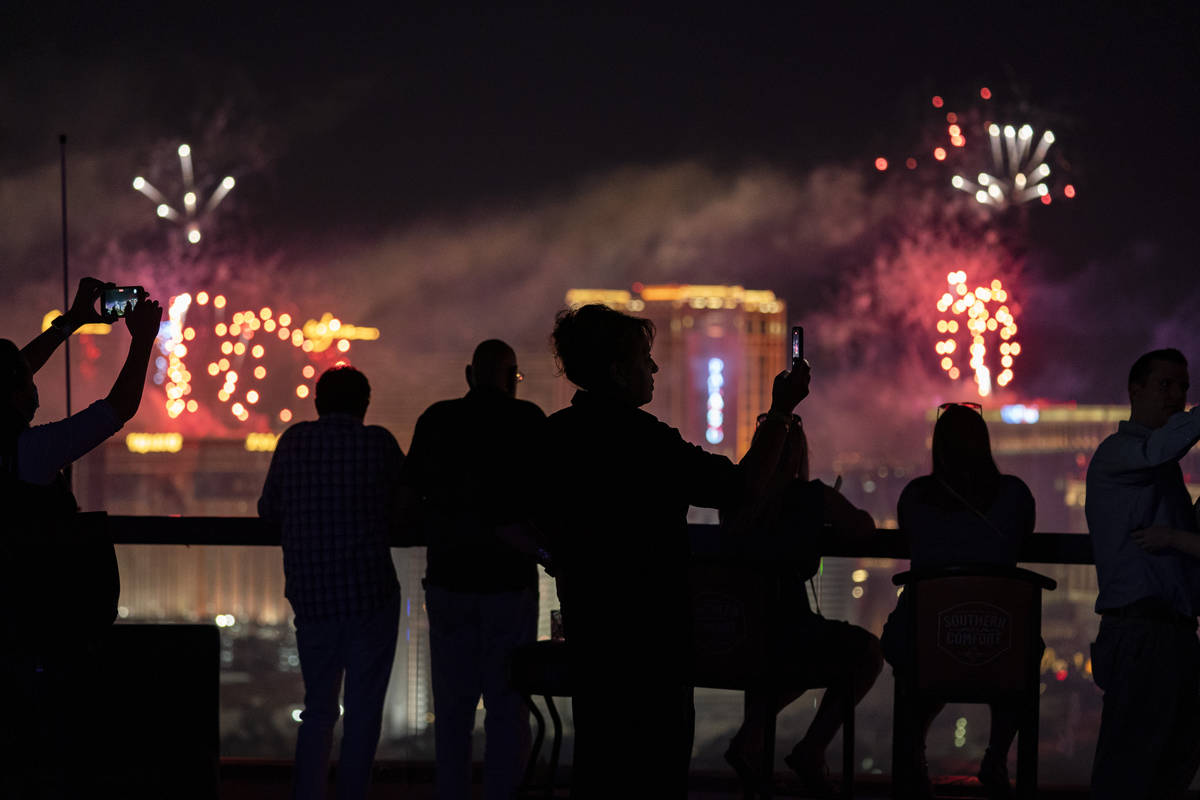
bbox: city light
[1001,404,1041,424]
[705,358,725,444]
[126,432,184,454]
[301,312,380,352]
[41,309,111,336]
[245,432,278,452]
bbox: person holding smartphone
[1,278,162,483]
[0,276,162,797]
[537,303,810,799]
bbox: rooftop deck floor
[218,760,1092,799]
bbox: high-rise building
[563,284,788,458]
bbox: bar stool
[511,639,572,799]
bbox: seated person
[881,402,1035,799]
[721,414,881,798]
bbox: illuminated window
[705,358,725,445]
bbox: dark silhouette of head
[552,304,657,406]
[315,365,370,419]
[931,403,1001,510]
[466,339,519,397]
[1128,348,1189,430]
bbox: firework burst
[873,87,1076,210]
[951,123,1060,208]
[935,269,1020,397]
[155,290,379,427]
[133,144,236,245]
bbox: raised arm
[21,277,110,375]
[738,362,811,496]
[1097,409,1200,480]
[104,297,162,422]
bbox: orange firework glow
[151,290,380,431]
[935,270,1019,397]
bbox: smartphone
[102,286,145,320]
[791,326,804,366]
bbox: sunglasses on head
[937,401,982,418]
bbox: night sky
[3,4,1199,440]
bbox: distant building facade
[563,284,788,459]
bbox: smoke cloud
[4,130,1196,465]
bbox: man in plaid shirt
[259,365,404,800]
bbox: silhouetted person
[539,304,810,799]
[0,277,162,799]
[400,340,545,800]
[1088,349,1200,800]
[721,416,881,797]
[881,402,1035,799]
[258,366,404,800]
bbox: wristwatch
[50,315,73,335]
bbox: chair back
[897,565,1055,702]
[689,559,774,690]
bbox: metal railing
[101,514,1095,564]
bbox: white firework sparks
[132,144,236,245]
[951,124,1057,209]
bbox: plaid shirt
[258,413,403,621]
